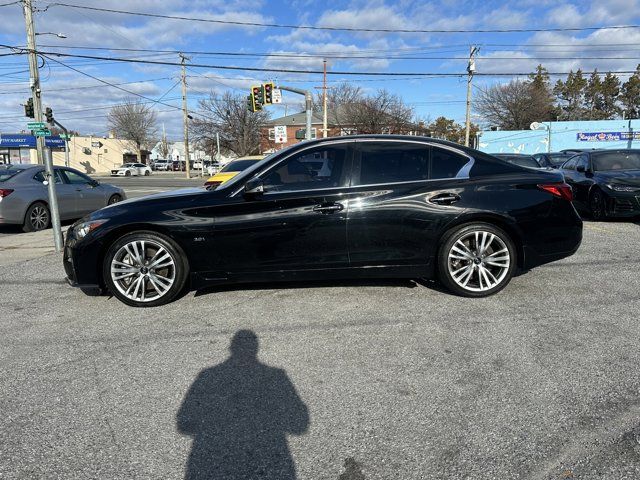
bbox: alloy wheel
[110,239,176,303]
[30,205,49,231]
[447,230,511,292]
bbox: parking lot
[1,177,640,479]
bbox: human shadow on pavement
[177,329,310,480]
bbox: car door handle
[312,202,344,214]
[429,193,460,205]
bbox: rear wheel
[589,189,606,221]
[438,223,516,297]
[103,231,189,307]
[22,202,50,232]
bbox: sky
[0,0,639,141]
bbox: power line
[0,76,174,95]
[43,2,640,34]
[26,50,640,77]
[19,44,640,61]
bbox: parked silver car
[0,164,125,232]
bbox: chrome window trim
[229,138,475,197]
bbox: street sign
[91,141,103,148]
[272,88,282,104]
[34,129,51,137]
[274,125,287,144]
[59,133,71,140]
[27,122,45,129]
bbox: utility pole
[322,59,328,138]
[179,53,191,179]
[23,0,62,252]
[464,45,478,147]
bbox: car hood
[595,170,640,185]
[100,187,206,210]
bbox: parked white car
[152,159,171,171]
[110,163,152,177]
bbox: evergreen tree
[554,69,587,120]
[528,64,555,121]
[584,70,603,119]
[620,64,640,119]
[600,72,621,119]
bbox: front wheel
[108,194,122,205]
[437,223,516,297]
[125,170,131,177]
[589,189,606,221]
[144,170,150,176]
[103,231,189,307]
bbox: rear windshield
[548,154,571,165]
[0,169,22,182]
[495,155,540,168]
[221,159,259,172]
[593,152,640,171]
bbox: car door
[42,168,77,219]
[190,142,353,278]
[61,168,106,214]
[571,154,594,207]
[346,140,471,270]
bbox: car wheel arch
[436,213,525,270]
[96,223,191,286]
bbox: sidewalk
[0,227,67,266]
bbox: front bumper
[604,193,640,217]
[63,227,102,289]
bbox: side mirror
[88,179,100,187]
[576,165,586,173]
[243,178,264,197]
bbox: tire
[144,170,150,176]
[589,189,606,221]
[103,231,189,307]
[125,170,131,177]
[108,194,122,205]
[22,202,50,233]
[437,222,517,297]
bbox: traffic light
[263,82,274,105]
[246,94,253,112]
[251,85,264,110]
[45,107,54,124]
[24,98,34,118]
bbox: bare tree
[475,79,555,130]
[107,99,158,161]
[191,91,270,157]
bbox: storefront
[0,133,65,164]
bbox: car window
[221,160,260,172]
[356,142,428,185]
[430,147,471,179]
[33,170,63,184]
[592,151,640,171]
[548,153,570,166]
[562,157,578,170]
[63,169,92,184]
[575,155,589,172]
[262,145,348,192]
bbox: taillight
[537,183,573,201]
[0,189,14,198]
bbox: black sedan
[64,135,582,307]
[532,152,574,168]
[560,149,640,220]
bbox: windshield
[216,152,280,190]
[221,159,261,172]
[495,155,540,168]
[593,152,640,171]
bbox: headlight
[73,219,108,239]
[606,183,640,192]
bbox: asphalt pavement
[1,218,640,479]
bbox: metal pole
[322,59,328,138]
[216,132,220,163]
[64,138,70,167]
[23,0,62,252]
[465,45,477,148]
[305,91,313,141]
[180,53,191,179]
[547,121,552,153]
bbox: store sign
[0,134,65,148]
[577,131,640,142]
